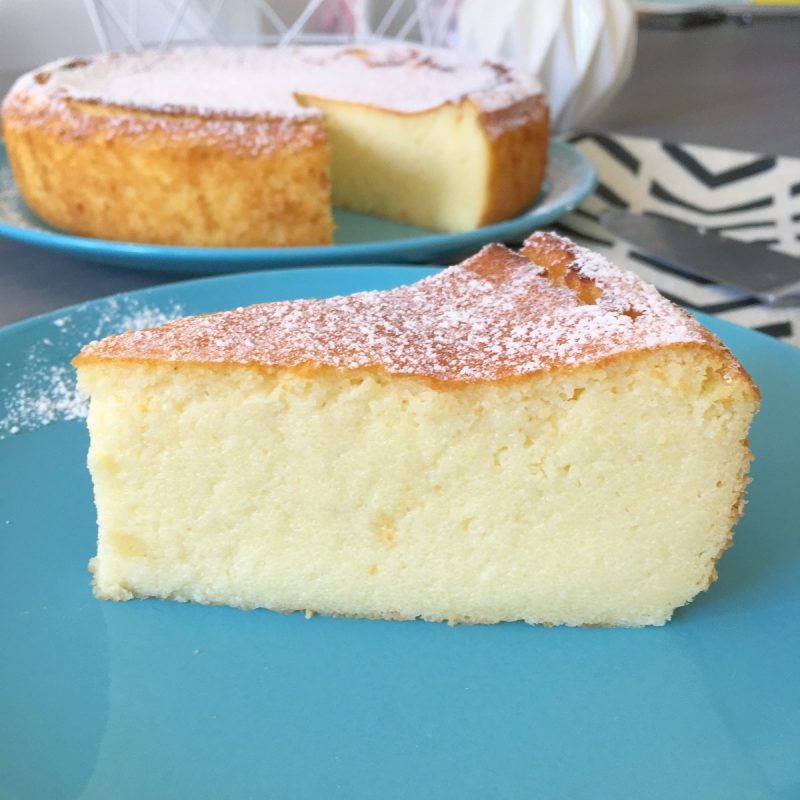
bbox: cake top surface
[8,44,542,118]
[76,233,730,383]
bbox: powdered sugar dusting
[78,234,721,383]
[15,45,540,118]
[2,365,87,436]
[1,299,184,438]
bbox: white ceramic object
[457,0,637,131]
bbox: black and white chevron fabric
[558,133,800,346]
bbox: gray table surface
[1,15,798,328]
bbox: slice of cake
[73,234,759,626]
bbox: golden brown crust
[1,82,329,154]
[2,93,333,247]
[74,233,758,394]
[521,232,759,397]
[477,97,550,225]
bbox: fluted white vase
[457,0,637,131]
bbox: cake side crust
[476,97,550,226]
[1,95,334,246]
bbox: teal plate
[0,140,595,273]
[1,267,798,800]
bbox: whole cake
[1,45,549,246]
[74,233,759,627]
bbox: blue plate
[1,267,798,800]
[0,139,595,273]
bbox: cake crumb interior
[79,347,756,627]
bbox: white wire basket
[82,0,461,51]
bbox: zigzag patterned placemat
[556,133,800,347]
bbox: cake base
[2,102,334,247]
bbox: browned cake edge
[73,234,757,397]
[1,88,334,247]
[477,95,549,225]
